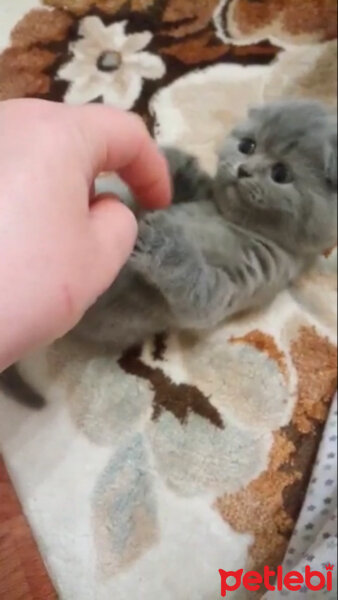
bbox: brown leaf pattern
[161,31,230,64]
[218,0,337,45]
[163,0,220,37]
[0,47,56,101]
[217,327,337,573]
[43,0,157,15]
[119,346,224,429]
[11,9,73,48]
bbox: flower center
[97,51,122,73]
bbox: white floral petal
[100,87,121,107]
[105,21,129,52]
[64,81,100,104]
[71,38,101,60]
[64,74,107,105]
[57,57,88,82]
[121,31,152,55]
[78,16,106,43]
[103,68,143,110]
[125,52,166,80]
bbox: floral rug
[0,1,337,599]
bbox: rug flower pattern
[215,0,338,46]
[58,17,165,107]
[0,0,337,597]
[34,254,337,579]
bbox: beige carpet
[0,1,337,598]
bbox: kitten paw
[163,147,213,204]
[131,213,184,275]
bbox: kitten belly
[169,200,240,264]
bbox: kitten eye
[271,162,292,184]
[239,138,256,155]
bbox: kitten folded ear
[325,119,337,189]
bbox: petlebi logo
[219,564,334,596]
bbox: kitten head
[215,100,337,256]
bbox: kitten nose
[238,165,252,179]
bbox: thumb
[88,196,138,302]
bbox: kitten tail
[0,366,45,409]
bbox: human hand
[0,99,171,371]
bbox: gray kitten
[1,100,337,407]
[75,99,337,350]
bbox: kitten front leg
[131,212,198,280]
[131,212,233,328]
[163,147,214,204]
[132,216,302,330]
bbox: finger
[71,105,171,210]
[87,196,138,301]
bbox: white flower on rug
[58,16,166,108]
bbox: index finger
[70,104,171,210]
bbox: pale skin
[0,99,171,372]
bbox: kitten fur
[1,100,337,407]
[0,366,45,409]
[75,100,337,349]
